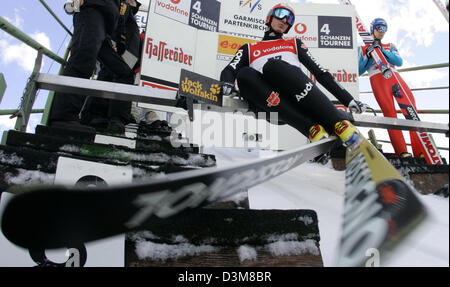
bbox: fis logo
[239,0,263,14]
[267,91,280,107]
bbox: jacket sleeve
[382,44,403,67]
[296,39,354,106]
[220,44,250,83]
[358,46,372,76]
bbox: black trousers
[80,65,133,124]
[49,7,134,123]
[236,59,346,137]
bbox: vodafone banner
[139,0,360,106]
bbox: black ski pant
[49,6,134,123]
[80,64,133,125]
[236,59,346,137]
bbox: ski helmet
[370,18,388,34]
[266,3,296,34]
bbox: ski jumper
[220,32,354,138]
[359,43,422,157]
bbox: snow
[206,147,449,267]
[237,245,257,262]
[0,147,448,267]
[265,239,320,257]
[3,169,54,186]
[130,232,219,262]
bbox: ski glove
[348,99,370,114]
[222,82,238,98]
[366,41,382,58]
[64,0,83,14]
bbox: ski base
[337,132,427,266]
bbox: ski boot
[309,124,331,165]
[334,120,361,147]
[308,124,329,143]
[400,152,413,158]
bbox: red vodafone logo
[294,23,307,34]
[171,0,181,4]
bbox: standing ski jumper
[358,18,422,158]
[221,3,369,144]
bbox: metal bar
[352,114,449,134]
[360,86,449,94]
[14,50,43,131]
[0,109,44,116]
[0,73,6,104]
[35,73,178,106]
[0,16,65,65]
[432,0,449,22]
[40,40,72,126]
[377,139,449,151]
[38,0,73,36]
[366,109,449,115]
[361,62,449,77]
[397,62,449,73]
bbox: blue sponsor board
[189,0,221,32]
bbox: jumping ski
[339,0,445,165]
[337,129,427,267]
[0,138,336,250]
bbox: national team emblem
[267,91,280,107]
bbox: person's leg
[80,65,112,127]
[370,74,409,156]
[394,72,423,158]
[262,59,347,134]
[236,67,315,137]
[49,8,107,123]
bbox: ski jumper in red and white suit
[359,43,422,157]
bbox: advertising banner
[218,0,273,38]
[140,13,197,95]
[139,1,360,105]
[154,0,221,32]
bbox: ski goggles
[374,24,387,32]
[273,8,295,26]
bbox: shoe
[148,120,172,132]
[308,124,329,143]
[49,120,96,133]
[89,117,109,131]
[400,152,412,158]
[334,120,360,146]
[105,118,125,136]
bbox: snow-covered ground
[208,147,449,267]
[0,147,448,267]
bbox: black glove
[348,99,370,114]
[116,39,127,56]
[366,41,382,58]
[222,82,238,98]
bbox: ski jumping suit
[359,43,422,157]
[220,33,355,137]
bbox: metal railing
[0,0,70,130]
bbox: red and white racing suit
[359,43,422,157]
